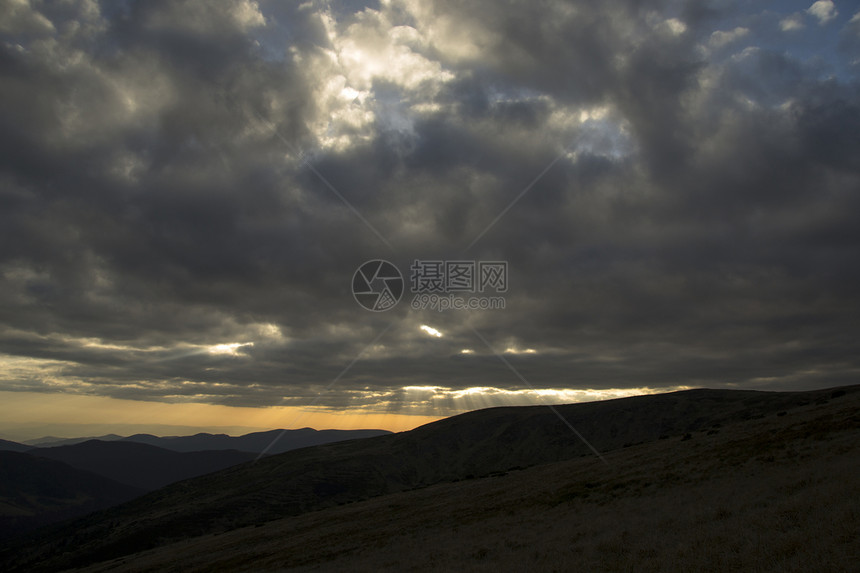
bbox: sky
[1,0,858,439]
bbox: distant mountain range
[0,441,255,540]
[21,435,124,447]
[0,428,392,540]
[117,428,392,454]
[0,452,143,540]
[2,385,855,572]
[10,428,392,454]
[0,439,31,453]
[32,441,257,491]
[52,385,860,573]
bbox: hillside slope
[32,441,257,490]
[24,436,124,448]
[0,439,31,453]
[120,428,392,454]
[75,385,860,572]
[2,385,857,571]
[0,453,143,541]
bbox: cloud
[419,325,443,338]
[779,15,804,32]
[0,0,858,420]
[0,0,55,35]
[663,18,687,36]
[807,0,837,25]
[708,27,750,49]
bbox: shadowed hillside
[1,385,856,572]
[32,441,257,491]
[73,384,860,573]
[0,453,143,541]
[119,428,392,454]
[0,440,31,453]
[24,436,124,448]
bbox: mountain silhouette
[52,385,857,573]
[0,452,143,541]
[31,441,257,490]
[22,435,124,448]
[0,439,31,453]
[119,428,391,454]
[2,385,855,571]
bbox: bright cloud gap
[419,325,443,337]
[207,342,254,355]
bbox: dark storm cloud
[1,0,858,415]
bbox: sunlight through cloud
[207,342,254,356]
[419,325,443,338]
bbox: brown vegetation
[70,386,860,572]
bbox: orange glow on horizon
[0,391,443,440]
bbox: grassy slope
[77,387,859,573]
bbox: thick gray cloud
[1,0,858,416]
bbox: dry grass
[75,390,860,573]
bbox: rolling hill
[2,384,856,571]
[22,435,124,448]
[74,385,860,572]
[119,428,392,454]
[0,452,143,542]
[0,439,31,453]
[31,441,258,491]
